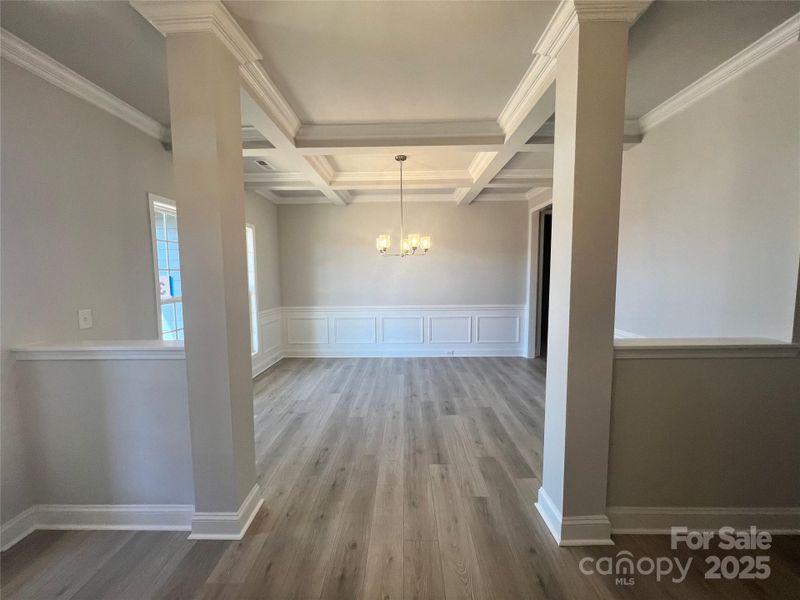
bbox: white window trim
[148,193,178,339]
[246,222,259,356]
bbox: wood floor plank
[404,540,446,600]
[430,464,487,600]
[3,357,800,600]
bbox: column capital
[533,1,649,60]
[130,0,261,64]
[572,0,651,23]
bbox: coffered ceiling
[2,1,798,206]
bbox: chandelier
[376,155,431,257]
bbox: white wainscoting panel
[287,317,329,345]
[281,306,526,357]
[429,316,472,344]
[253,307,284,377]
[382,316,425,344]
[334,317,377,344]
[477,316,520,344]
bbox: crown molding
[493,168,553,181]
[495,0,574,136]
[532,1,580,58]
[467,152,498,180]
[130,0,261,64]
[0,29,169,141]
[239,62,302,140]
[473,192,529,203]
[639,12,800,133]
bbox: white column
[536,1,645,546]
[132,1,264,539]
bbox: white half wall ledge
[11,340,186,361]
[0,504,194,552]
[608,506,800,535]
[613,338,800,360]
[535,487,614,547]
[188,484,263,541]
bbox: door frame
[525,194,553,358]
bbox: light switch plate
[78,308,93,329]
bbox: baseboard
[252,346,283,377]
[535,487,614,546]
[608,506,800,535]
[188,483,263,540]
[282,346,526,358]
[1,503,193,551]
[1,505,38,551]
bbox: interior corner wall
[277,201,528,307]
[0,60,174,524]
[245,191,281,311]
[616,44,800,340]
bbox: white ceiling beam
[294,120,505,154]
[240,86,349,206]
[457,82,556,206]
[330,170,472,190]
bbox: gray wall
[608,355,800,508]
[1,60,175,524]
[616,45,800,340]
[17,359,194,506]
[0,61,284,526]
[245,191,281,311]
[278,201,528,307]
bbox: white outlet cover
[78,308,93,329]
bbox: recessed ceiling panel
[227,1,559,124]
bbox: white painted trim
[608,506,800,535]
[535,486,564,543]
[613,328,644,339]
[614,338,800,360]
[189,484,263,540]
[281,305,526,358]
[239,62,302,140]
[252,307,283,376]
[0,29,168,141]
[639,13,800,132]
[535,487,614,546]
[11,341,186,361]
[130,0,261,65]
[295,120,504,149]
[0,506,37,551]
[496,0,574,136]
[1,504,193,551]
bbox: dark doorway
[538,210,552,357]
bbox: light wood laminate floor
[2,357,799,599]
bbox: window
[148,195,259,351]
[246,224,259,355]
[149,195,183,341]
